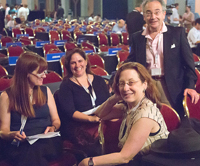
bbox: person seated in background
[14,17,21,28]
[57,48,110,159]
[88,13,94,23]
[112,19,126,34]
[79,62,169,166]
[187,18,200,55]
[0,52,62,166]
[94,14,102,23]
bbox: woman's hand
[44,126,56,134]
[89,115,100,123]
[10,131,26,141]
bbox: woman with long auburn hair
[0,52,62,166]
[79,62,169,166]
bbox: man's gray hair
[142,0,166,12]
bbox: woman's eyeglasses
[118,80,140,87]
[30,70,47,78]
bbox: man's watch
[88,157,94,166]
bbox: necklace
[126,96,146,115]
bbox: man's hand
[184,88,200,104]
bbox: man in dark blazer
[126,0,199,116]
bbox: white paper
[82,105,100,115]
[26,132,61,145]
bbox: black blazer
[126,25,197,108]
[126,10,145,36]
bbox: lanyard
[147,34,162,66]
[74,75,96,107]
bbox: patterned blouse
[118,98,169,154]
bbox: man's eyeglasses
[30,70,47,78]
[118,80,140,87]
[145,10,162,17]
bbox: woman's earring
[143,89,146,93]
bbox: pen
[11,129,23,147]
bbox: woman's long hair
[64,48,92,78]
[113,62,161,106]
[8,51,48,117]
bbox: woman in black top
[58,48,110,157]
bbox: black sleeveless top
[10,86,51,136]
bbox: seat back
[64,42,78,52]
[43,70,63,84]
[61,30,71,41]
[183,94,200,120]
[87,53,105,69]
[12,28,22,38]
[97,33,108,46]
[47,48,62,54]
[73,31,83,41]
[160,103,181,132]
[110,33,120,46]
[117,50,129,63]
[25,27,34,37]
[0,76,12,91]
[90,65,108,76]
[0,36,13,47]
[7,45,24,57]
[43,43,59,56]
[121,32,129,45]
[81,41,95,52]
[99,45,109,52]
[0,65,8,78]
[193,53,200,62]
[19,37,33,46]
[98,119,122,154]
[49,30,60,43]
[195,68,200,93]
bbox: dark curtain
[103,0,128,20]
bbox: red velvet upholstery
[63,23,71,29]
[81,41,95,52]
[19,37,33,46]
[99,119,122,154]
[64,42,78,52]
[0,36,13,47]
[121,32,129,45]
[73,31,83,41]
[61,30,71,41]
[7,45,24,57]
[90,65,108,76]
[110,33,120,46]
[12,28,22,38]
[25,27,34,37]
[47,48,63,54]
[97,33,109,46]
[0,76,12,91]
[183,94,200,120]
[49,30,60,43]
[87,53,105,69]
[193,53,200,62]
[99,45,109,52]
[43,71,62,84]
[0,65,8,78]
[117,50,129,63]
[43,43,59,56]
[195,68,200,93]
[160,103,180,132]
